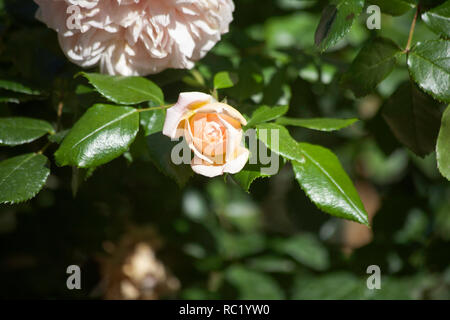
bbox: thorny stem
[404,5,420,53]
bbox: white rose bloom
[34,0,235,76]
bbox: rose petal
[191,147,249,177]
[163,92,215,139]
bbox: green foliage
[422,1,450,37]
[225,265,285,300]
[382,82,442,157]
[232,163,273,192]
[255,123,304,163]
[0,79,42,95]
[78,72,164,105]
[315,0,364,52]
[140,108,166,136]
[0,153,50,204]
[369,0,416,16]
[276,117,359,131]
[407,40,450,103]
[292,143,369,225]
[437,105,450,180]
[246,105,289,127]
[272,234,330,271]
[55,104,139,168]
[0,0,449,300]
[213,71,238,90]
[341,38,402,97]
[145,133,193,187]
[0,117,54,146]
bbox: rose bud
[163,92,249,177]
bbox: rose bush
[163,92,249,177]
[34,0,235,76]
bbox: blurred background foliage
[0,0,449,299]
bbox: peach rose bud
[163,92,249,178]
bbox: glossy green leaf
[341,38,402,97]
[369,0,416,16]
[55,104,139,168]
[0,79,41,95]
[315,0,365,52]
[146,133,193,187]
[276,117,359,131]
[437,105,450,180]
[213,71,237,90]
[382,82,442,157]
[79,72,164,105]
[140,109,166,136]
[408,40,450,102]
[292,143,369,225]
[232,163,272,192]
[272,234,330,271]
[225,265,285,300]
[246,105,289,127]
[0,117,54,146]
[0,153,50,204]
[255,123,303,162]
[422,1,450,37]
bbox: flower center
[189,113,228,157]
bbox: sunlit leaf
[292,143,369,225]
[276,117,359,131]
[408,40,450,102]
[0,153,50,204]
[0,117,54,146]
[55,104,139,168]
[79,72,164,105]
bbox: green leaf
[408,40,450,102]
[0,79,42,95]
[255,123,303,162]
[314,0,365,52]
[276,117,359,131]
[292,143,369,225]
[145,133,193,187]
[48,129,69,144]
[0,117,54,146]
[246,105,289,128]
[225,265,285,300]
[213,71,238,90]
[382,82,442,157]
[292,272,363,299]
[422,1,450,37]
[341,37,402,97]
[437,105,450,180]
[232,163,273,192]
[79,72,164,105]
[369,0,416,16]
[218,232,265,259]
[272,234,330,271]
[0,153,50,204]
[140,109,166,136]
[55,104,139,168]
